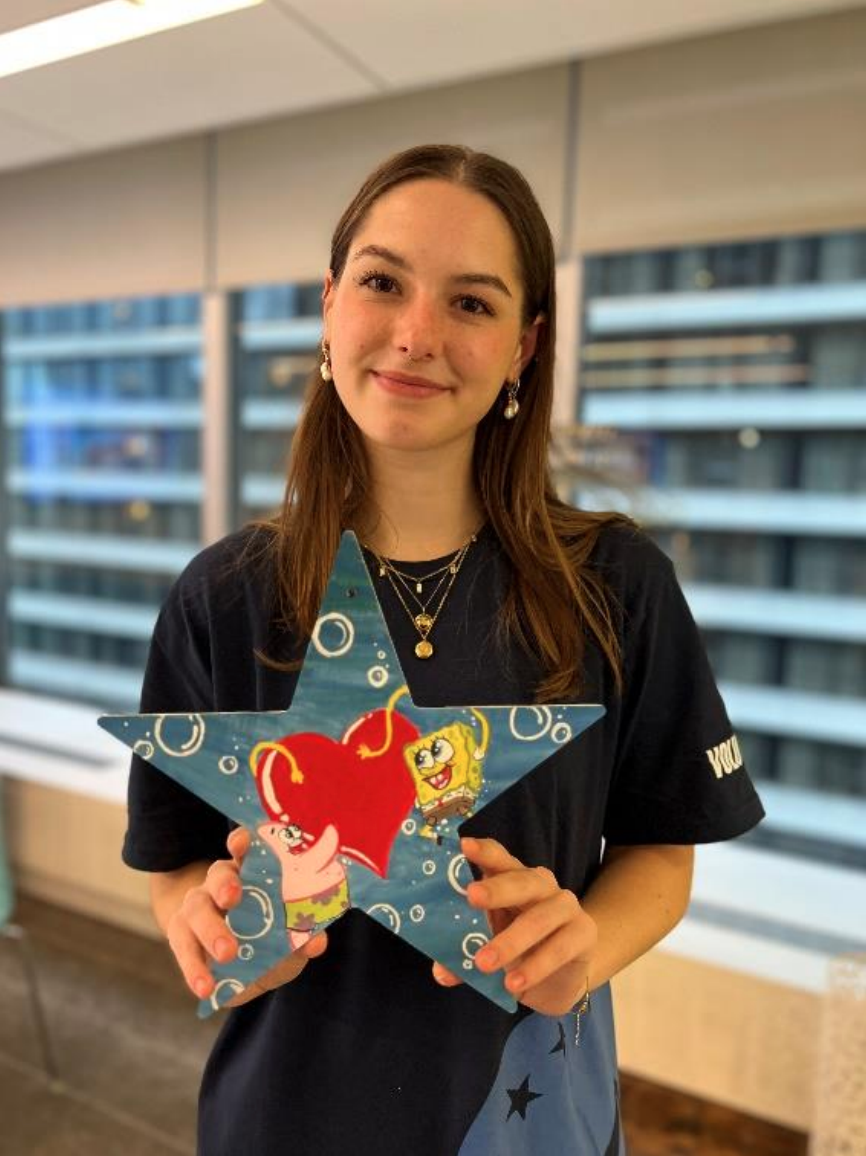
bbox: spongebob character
[405,713,489,835]
[357,684,490,838]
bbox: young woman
[125,145,764,1155]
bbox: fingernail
[476,946,498,970]
[432,964,446,983]
[219,887,237,907]
[214,936,234,960]
[467,881,487,904]
[462,837,477,853]
[507,972,525,992]
[194,977,211,998]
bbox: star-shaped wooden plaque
[100,534,604,1016]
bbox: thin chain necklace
[385,556,457,620]
[368,531,478,659]
[379,555,459,595]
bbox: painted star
[506,1075,544,1121]
[100,533,604,1017]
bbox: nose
[394,291,443,362]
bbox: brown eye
[358,271,398,294]
[457,295,493,316]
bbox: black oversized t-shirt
[124,523,764,1156]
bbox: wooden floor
[0,895,811,1156]
[620,1073,808,1156]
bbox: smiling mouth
[372,370,449,397]
[425,767,453,791]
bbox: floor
[0,896,809,1156]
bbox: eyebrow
[351,244,513,299]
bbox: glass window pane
[232,282,320,527]
[2,292,203,710]
[575,229,866,830]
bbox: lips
[426,766,453,792]
[372,370,449,398]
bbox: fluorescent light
[0,0,265,80]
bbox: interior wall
[0,136,208,308]
[0,65,570,307]
[213,64,570,288]
[6,782,154,937]
[3,6,863,303]
[612,951,818,1132]
[573,6,866,252]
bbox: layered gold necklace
[368,532,478,659]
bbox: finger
[467,865,559,913]
[474,891,582,973]
[503,925,591,1002]
[166,909,217,999]
[204,858,243,910]
[227,826,251,865]
[181,886,238,965]
[461,836,524,876]
[298,931,329,960]
[431,962,463,987]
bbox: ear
[321,270,336,340]
[509,313,544,380]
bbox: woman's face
[322,179,540,461]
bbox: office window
[654,530,786,588]
[1,294,203,708]
[702,632,778,686]
[578,231,866,856]
[232,283,320,527]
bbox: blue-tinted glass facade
[2,294,203,709]
[233,283,321,526]
[577,232,866,807]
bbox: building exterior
[576,232,866,857]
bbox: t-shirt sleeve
[603,547,765,845]
[122,568,233,872]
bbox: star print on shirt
[549,1022,567,1057]
[506,1074,543,1121]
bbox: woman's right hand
[161,826,328,1006]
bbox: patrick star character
[258,821,349,949]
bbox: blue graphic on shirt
[458,984,624,1156]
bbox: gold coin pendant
[414,613,434,631]
[415,640,434,659]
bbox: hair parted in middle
[258,143,632,700]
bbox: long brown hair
[260,144,631,699]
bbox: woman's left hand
[432,836,597,1017]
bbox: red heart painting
[252,709,420,877]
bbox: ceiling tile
[0,1,97,36]
[0,3,379,163]
[0,0,863,173]
[293,0,866,87]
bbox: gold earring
[503,377,520,420]
[320,339,333,383]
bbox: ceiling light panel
[0,0,265,80]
